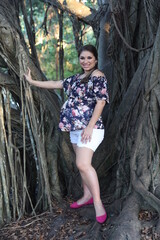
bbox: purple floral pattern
[59,74,109,131]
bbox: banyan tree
[0,0,160,239]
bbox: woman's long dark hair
[78,45,98,83]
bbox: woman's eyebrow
[80,56,93,58]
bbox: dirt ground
[0,198,159,240]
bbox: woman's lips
[82,65,90,68]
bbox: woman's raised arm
[24,68,63,89]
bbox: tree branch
[109,0,153,52]
[44,0,107,27]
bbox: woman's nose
[84,58,88,63]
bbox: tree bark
[0,0,76,224]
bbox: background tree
[0,0,160,239]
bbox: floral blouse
[59,74,109,132]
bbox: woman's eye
[80,56,93,60]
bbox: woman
[24,44,109,223]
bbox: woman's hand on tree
[24,68,33,84]
[81,126,93,143]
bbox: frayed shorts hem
[70,129,104,152]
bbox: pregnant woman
[24,44,109,223]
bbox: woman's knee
[76,161,90,172]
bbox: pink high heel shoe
[70,197,93,209]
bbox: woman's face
[79,50,97,73]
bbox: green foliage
[20,1,96,80]
[82,0,98,10]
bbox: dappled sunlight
[104,22,110,33]
[58,0,91,18]
[36,33,44,45]
[66,61,73,71]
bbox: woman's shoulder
[64,73,79,82]
[91,69,105,78]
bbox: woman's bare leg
[72,144,92,202]
[75,146,105,217]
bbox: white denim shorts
[70,129,105,152]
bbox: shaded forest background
[0,0,160,239]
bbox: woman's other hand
[81,126,93,143]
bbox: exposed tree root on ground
[0,198,159,240]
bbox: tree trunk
[93,0,160,238]
[0,0,76,225]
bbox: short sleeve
[63,74,78,96]
[62,75,75,96]
[92,76,109,103]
